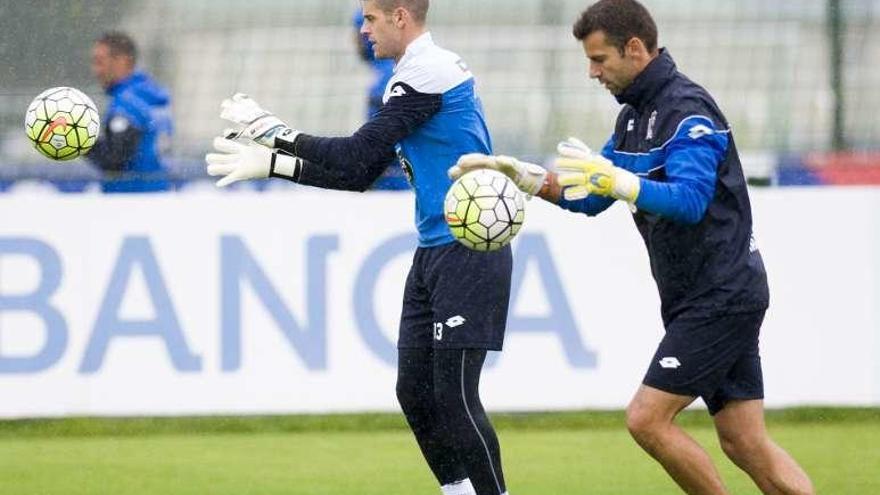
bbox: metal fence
[0,0,877,181]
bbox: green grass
[0,409,878,494]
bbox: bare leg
[713,400,814,495]
[626,385,729,495]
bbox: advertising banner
[0,188,877,417]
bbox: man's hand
[449,154,547,196]
[555,137,640,203]
[554,137,595,200]
[220,93,298,148]
[206,137,272,187]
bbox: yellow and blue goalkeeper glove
[555,137,640,204]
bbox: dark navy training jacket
[560,49,769,323]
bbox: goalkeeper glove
[220,93,300,148]
[449,154,548,197]
[555,137,640,204]
[205,137,302,187]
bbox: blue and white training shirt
[281,32,492,247]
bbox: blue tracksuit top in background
[559,49,769,322]
[290,32,492,247]
[94,70,172,192]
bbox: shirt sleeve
[277,81,442,192]
[556,135,617,216]
[86,112,143,173]
[634,115,729,224]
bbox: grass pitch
[0,408,877,494]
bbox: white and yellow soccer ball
[24,87,100,161]
[444,169,526,252]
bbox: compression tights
[397,348,506,495]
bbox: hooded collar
[105,70,147,95]
[615,48,677,110]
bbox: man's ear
[624,37,648,59]
[392,7,406,27]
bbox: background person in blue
[451,1,814,494]
[206,1,512,494]
[88,31,172,193]
[353,7,409,191]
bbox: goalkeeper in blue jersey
[206,1,511,494]
[450,1,814,494]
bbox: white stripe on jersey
[382,32,473,103]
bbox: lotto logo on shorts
[445,315,466,328]
[434,316,466,341]
[659,357,681,369]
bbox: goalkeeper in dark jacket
[450,1,814,494]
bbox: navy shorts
[643,310,765,415]
[398,241,512,350]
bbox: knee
[432,381,467,417]
[718,432,763,465]
[625,402,665,447]
[432,379,487,430]
[396,375,428,413]
[718,434,740,460]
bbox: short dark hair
[572,0,658,55]
[372,0,429,24]
[96,31,138,62]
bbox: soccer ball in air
[25,87,100,161]
[444,169,525,252]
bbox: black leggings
[397,348,506,495]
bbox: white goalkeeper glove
[220,93,300,148]
[555,136,640,205]
[205,137,302,187]
[449,154,548,197]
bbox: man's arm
[208,85,441,191]
[633,115,728,224]
[551,136,616,216]
[553,116,727,224]
[87,115,142,172]
[549,176,616,216]
[276,82,440,192]
[450,136,616,217]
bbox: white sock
[440,478,476,495]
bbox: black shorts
[643,310,765,415]
[398,241,512,350]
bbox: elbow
[669,183,713,225]
[352,183,372,193]
[349,174,375,192]
[678,209,705,225]
[338,177,373,193]
[675,197,710,225]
